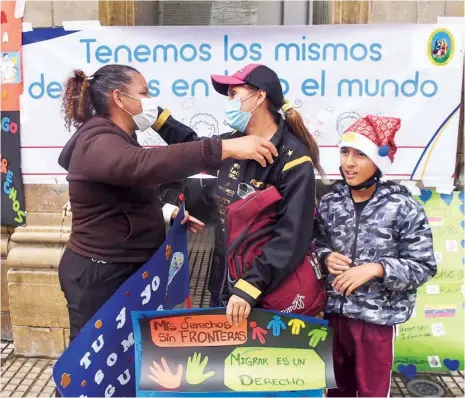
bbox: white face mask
[121,93,159,132]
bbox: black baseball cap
[211,63,284,107]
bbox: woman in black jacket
[152,63,325,326]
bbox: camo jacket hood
[314,181,437,326]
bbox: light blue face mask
[224,91,258,133]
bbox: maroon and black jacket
[58,115,222,264]
[155,109,316,306]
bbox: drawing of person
[250,321,267,344]
[1,53,18,84]
[189,113,219,138]
[266,315,287,337]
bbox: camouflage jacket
[314,181,437,326]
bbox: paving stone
[29,386,42,393]
[2,392,12,397]
[15,385,28,393]
[3,384,15,392]
[1,362,14,372]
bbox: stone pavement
[1,226,464,397]
[1,342,55,397]
[1,341,464,398]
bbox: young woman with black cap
[152,63,326,325]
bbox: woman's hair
[260,93,327,182]
[283,105,327,182]
[62,64,140,131]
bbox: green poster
[394,190,464,373]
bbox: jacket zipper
[339,201,362,314]
[218,207,230,304]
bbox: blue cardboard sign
[53,206,190,397]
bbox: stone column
[1,226,14,340]
[5,185,71,356]
[313,0,369,24]
[99,0,159,26]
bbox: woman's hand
[226,294,251,327]
[222,136,278,167]
[171,208,205,234]
[326,252,352,275]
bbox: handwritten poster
[132,308,335,397]
[53,206,190,397]
[394,190,464,375]
[1,0,26,226]
[1,111,26,226]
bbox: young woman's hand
[171,208,205,234]
[226,294,251,327]
[326,252,352,275]
[221,136,278,167]
[332,263,384,296]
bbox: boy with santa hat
[314,115,437,397]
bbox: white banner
[21,24,464,187]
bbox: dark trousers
[56,248,142,396]
[209,294,223,308]
[58,248,142,342]
[327,314,395,398]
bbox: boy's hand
[332,263,384,295]
[326,252,352,275]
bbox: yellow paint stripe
[283,156,312,172]
[234,279,261,299]
[153,109,171,131]
[420,108,459,179]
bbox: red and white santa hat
[339,115,402,176]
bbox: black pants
[58,248,143,342]
[56,249,142,396]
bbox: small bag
[225,185,327,317]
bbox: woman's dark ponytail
[62,64,140,131]
[282,102,328,183]
[62,70,93,131]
